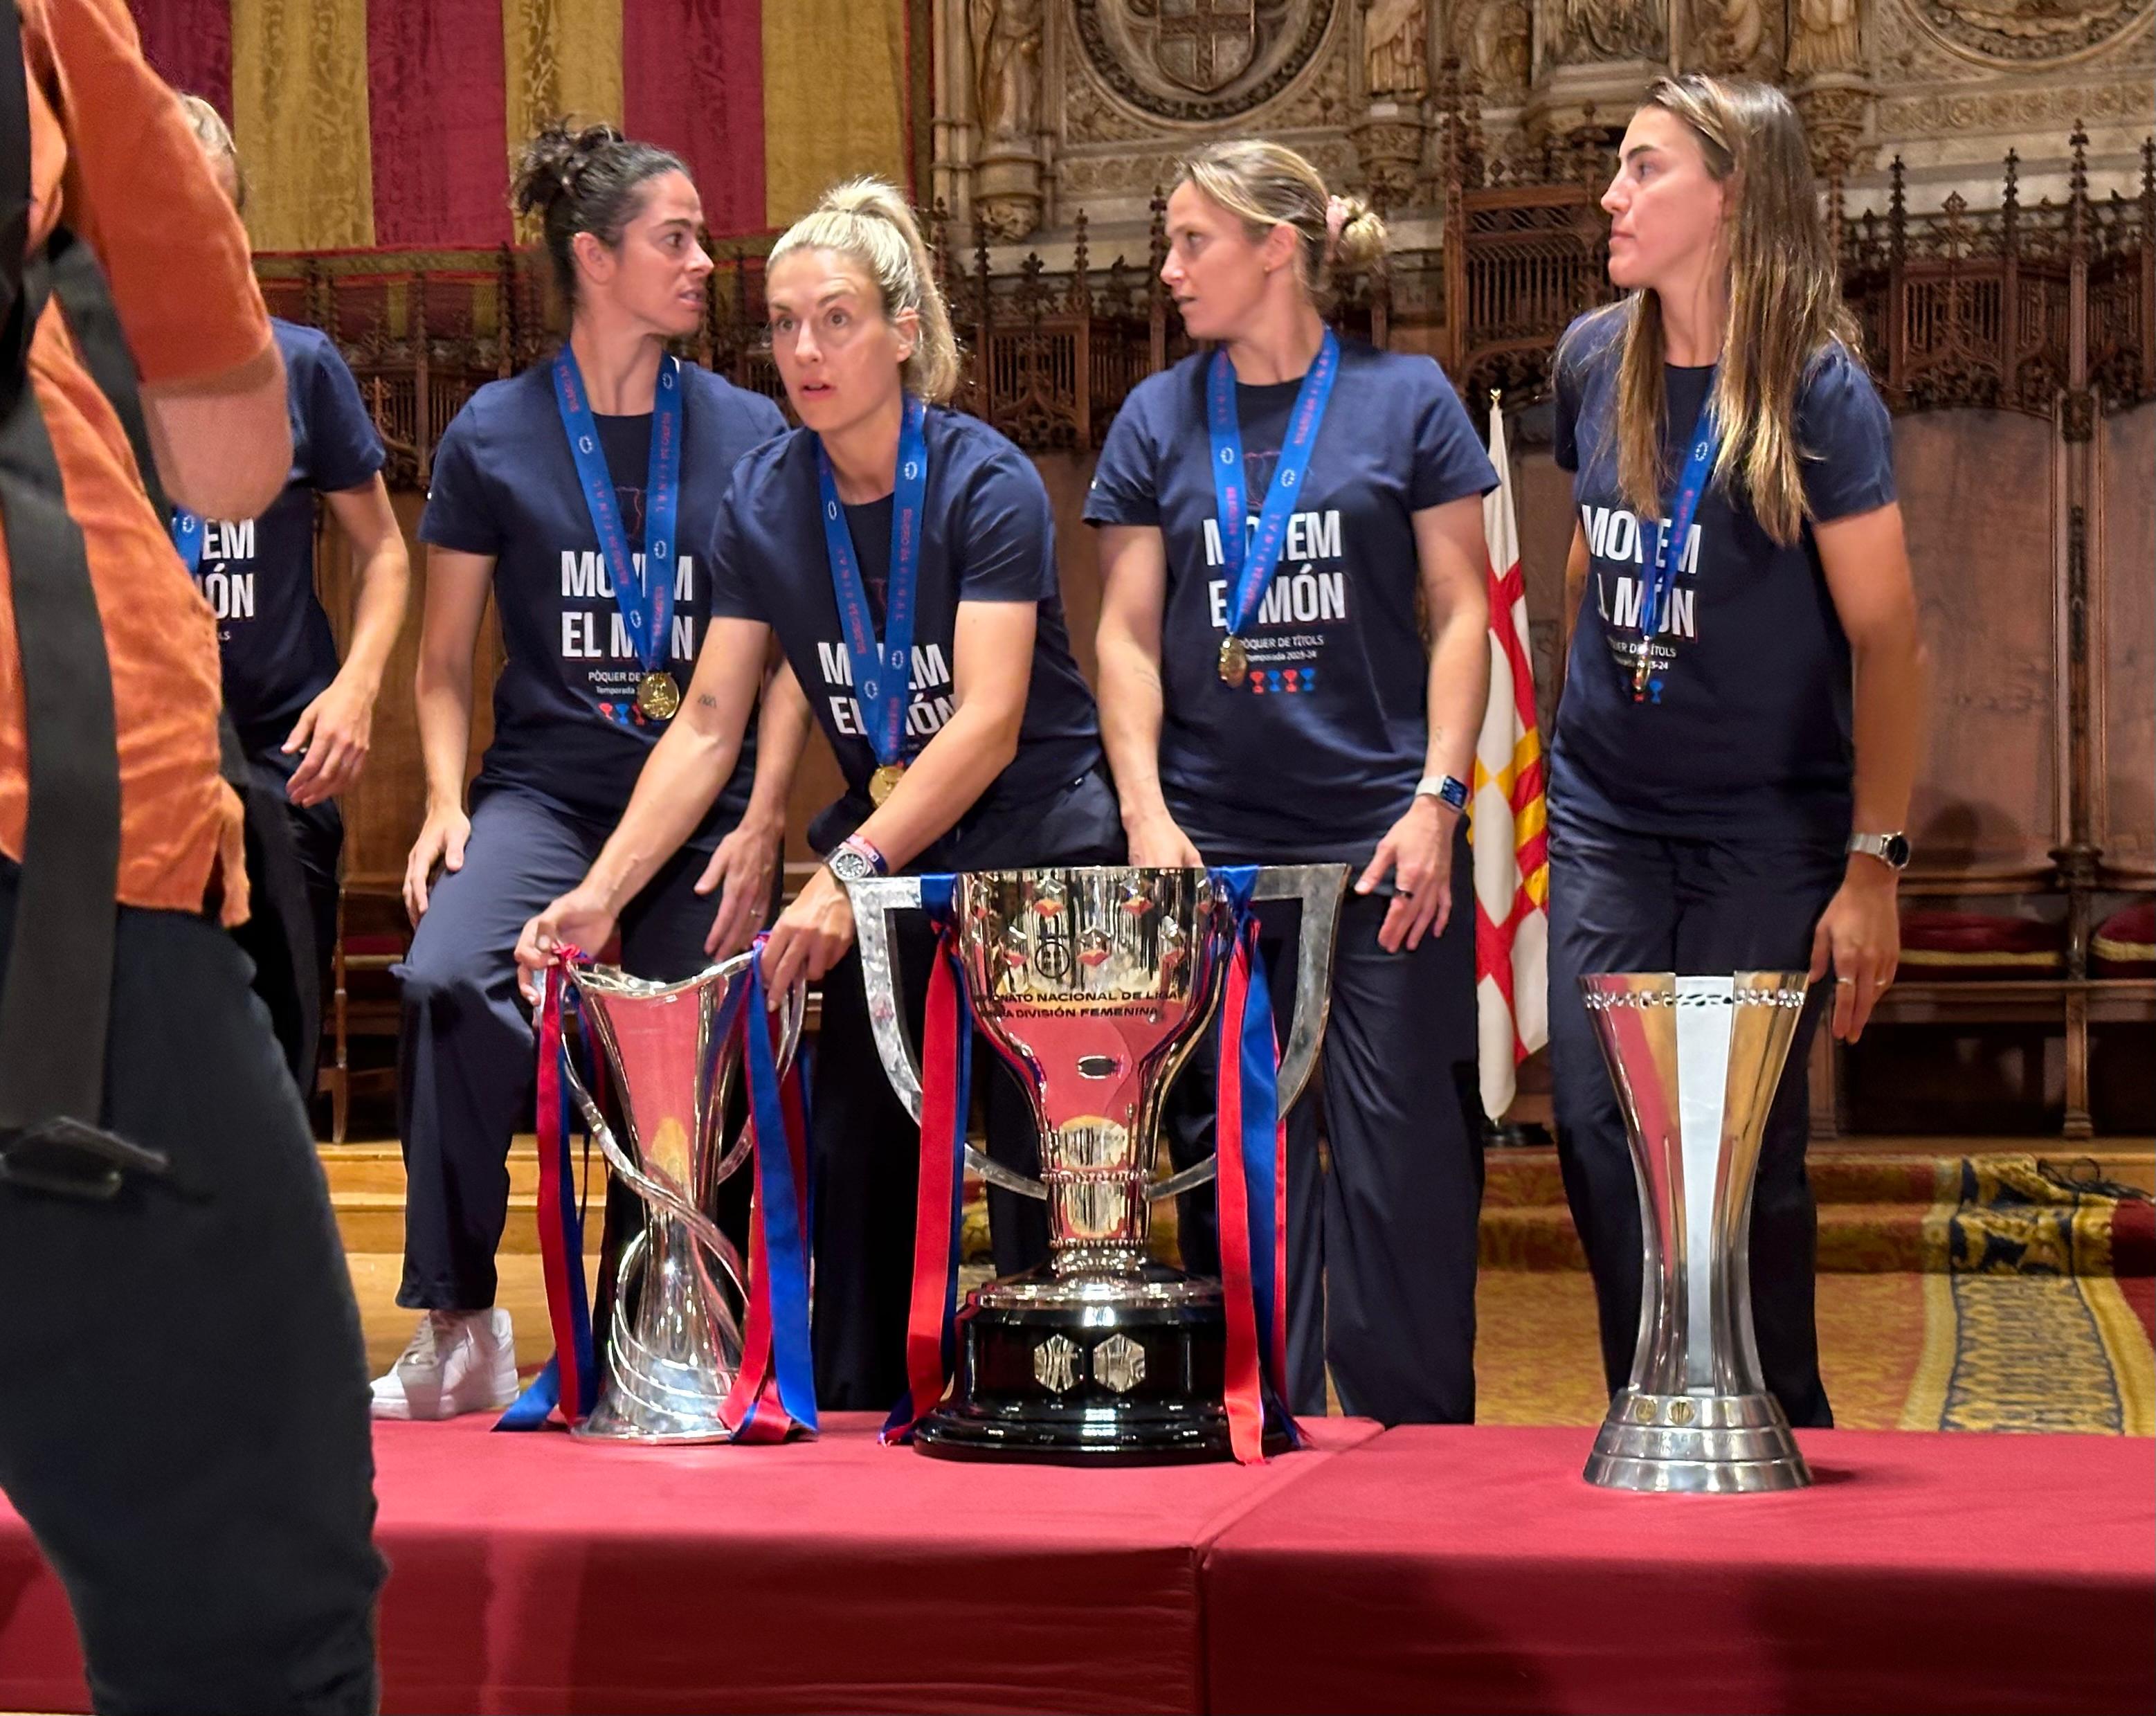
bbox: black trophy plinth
[912,1261,1290,1465]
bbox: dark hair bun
[511,120,627,224]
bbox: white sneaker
[370,1309,518,1420]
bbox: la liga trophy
[847,865,1346,1463]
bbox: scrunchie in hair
[1324,195,1350,260]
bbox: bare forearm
[585,722,746,910]
[1424,600,1489,784]
[337,539,411,695]
[413,662,473,813]
[853,704,1019,871]
[1097,638,1172,827]
[739,684,811,837]
[1849,631,1928,836]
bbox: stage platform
[1,1416,2149,1715]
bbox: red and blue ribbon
[882,875,972,1443]
[720,941,819,1440]
[498,955,599,1429]
[1212,867,1301,1463]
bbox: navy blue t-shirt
[421,358,786,838]
[1084,338,1496,864]
[192,318,385,752]
[706,407,1103,858]
[1550,309,1896,840]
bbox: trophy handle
[1145,862,1350,1204]
[1253,862,1350,1115]
[558,1038,750,1303]
[700,950,808,1189]
[843,874,1048,1203]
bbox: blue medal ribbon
[743,946,819,1431]
[817,394,929,777]
[170,509,205,577]
[552,347,684,686]
[1633,386,1719,702]
[1206,330,1341,644]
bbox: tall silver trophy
[559,957,804,1442]
[1580,971,1815,1492]
[848,865,1347,1463]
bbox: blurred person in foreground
[0,2,383,1710]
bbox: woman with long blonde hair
[1548,75,1927,1427]
[520,178,1119,1408]
[1089,140,1496,1425]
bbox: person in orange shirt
[0,2,383,1708]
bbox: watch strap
[1415,774,1471,814]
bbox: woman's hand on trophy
[402,803,472,927]
[1809,861,1901,1042]
[698,813,783,958]
[514,888,618,1005]
[760,867,857,1004]
[1125,807,1204,869]
[1356,797,1458,954]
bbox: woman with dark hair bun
[374,123,795,1420]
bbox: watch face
[827,849,874,883]
[1884,833,1911,869]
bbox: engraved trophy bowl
[848,864,1348,1464]
[1579,970,1815,1493]
[560,955,804,1443]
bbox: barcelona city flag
[125,0,928,251]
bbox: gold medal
[635,670,682,721]
[869,761,907,805]
[1218,637,1249,687]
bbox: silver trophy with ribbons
[846,865,1347,1463]
[1579,970,1815,1492]
[536,953,810,1443]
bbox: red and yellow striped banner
[127,0,918,249]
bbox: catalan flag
[1472,396,1550,1121]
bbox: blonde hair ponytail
[770,179,961,404]
[1176,141,1390,311]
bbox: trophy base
[570,1351,745,1445]
[914,1262,1288,1466]
[1583,1388,1814,1492]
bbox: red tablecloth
[0,1412,1378,1715]
[1202,1425,2156,1716]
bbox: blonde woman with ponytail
[522,178,1120,1409]
[1546,76,1926,1430]
[1087,141,1497,1425]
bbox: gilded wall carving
[930,0,2155,246]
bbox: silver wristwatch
[826,834,888,884]
[1847,831,1911,871]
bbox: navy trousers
[1546,788,1841,1429]
[393,787,737,1311]
[251,738,344,1009]
[0,863,383,1714]
[1167,828,1483,1426]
